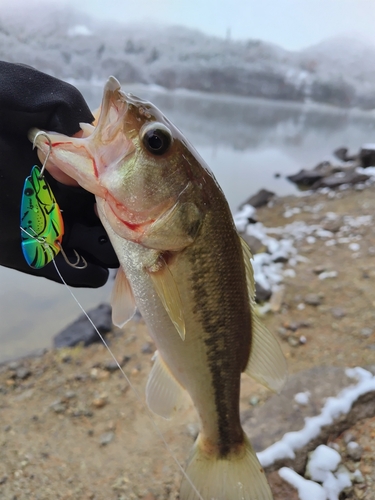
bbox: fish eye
[141,123,172,156]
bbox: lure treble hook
[32,130,52,179]
[58,244,88,270]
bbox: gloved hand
[0,61,119,287]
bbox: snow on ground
[234,193,374,298]
[294,391,310,405]
[257,367,375,468]
[257,368,375,498]
[279,444,352,500]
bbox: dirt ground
[1,184,375,500]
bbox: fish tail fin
[180,433,273,500]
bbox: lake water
[1,84,375,363]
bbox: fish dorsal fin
[240,236,287,393]
[240,234,256,298]
[148,258,186,341]
[146,351,185,419]
[110,267,136,328]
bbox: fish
[30,77,287,500]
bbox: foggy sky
[3,0,375,50]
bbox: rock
[269,286,285,312]
[241,189,275,208]
[287,336,300,347]
[334,147,357,162]
[343,431,356,444]
[100,432,114,446]
[285,322,299,332]
[359,144,375,168]
[8,361,22,371]
[92,395,108,409]
[331,307,346,319]
[322,218,342,233]
[314,168,369,189]
[102,360,119,372]
[50,401,66,414]
[141,342,154,354]
[360,328,373,337]
[241,234,265,254]
[15,367,31,380]
[305,294,322,306]
[277,327,289,339]
[312,265,326,275]
[141,494,156,500]
[346,441,363,461]
[287,168,326,187]
[352,469,365,483]
[54,303,113,348]
[255,282,272,303]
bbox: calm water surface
[1,85,375,362]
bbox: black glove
[0,61,119,287]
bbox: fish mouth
[29,77,135,198]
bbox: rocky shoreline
[1,177,375,499]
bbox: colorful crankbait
[20,165,64,268]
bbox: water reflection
[1,86,375,362]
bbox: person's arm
[0,61,118,287]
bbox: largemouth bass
[31,77,287,500]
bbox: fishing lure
[20,131,87,270]
[20,163,64,268]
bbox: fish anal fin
[111,267,136,328]
[148,257,186,340]
[146,351,184,419]
[240,236,287,393]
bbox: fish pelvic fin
[146,351,185,419]
[180,433,273,500]
[240,236,287,393]
[111,267,137,328]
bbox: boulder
[240,189,275,208]
[360,144,375,168]
[53,303,113,348]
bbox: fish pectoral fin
[148,257,186,341]
[146,351,185,419]
[110,267,137,327]
[240,236,287,393]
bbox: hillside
[1,4,375,108]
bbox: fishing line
[52,259,204,500]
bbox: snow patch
[257,367,375,468]
[278,468,326,500]
[294,391,310,405]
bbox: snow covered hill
[1,4,375,109]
